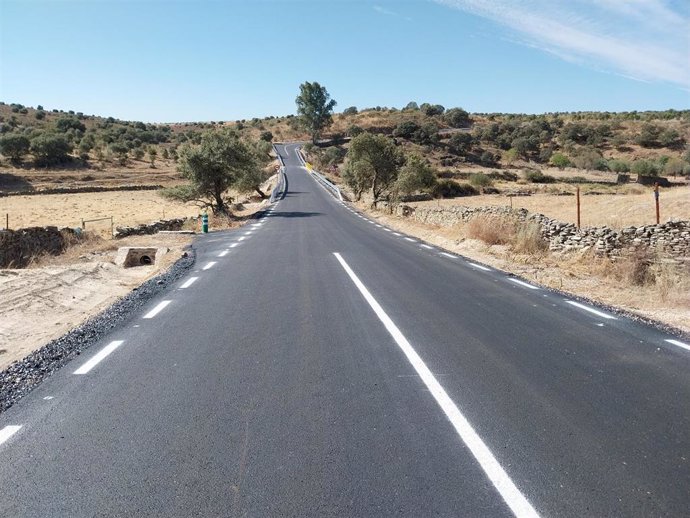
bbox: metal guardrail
[295,146,343,201]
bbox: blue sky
[1,0,688,122]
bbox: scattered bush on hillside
[607,159,630,173]
[393,120,420,139]
[403,102,419,111]
[443,108,470,128]
[631,159,659,177]
[549,152,570,169]
[448,132,473,155]
[260,131,273,142]
[469,173,493,188]
[431,179,477,198]
[524,169,556,183]
[635,123,660,148]
[663,157,689,177]
[421,103,445,117]
[343,106,358,115]
[30,133,72,166]
[570,147,608,170]
[347,124,364,137]
[0,133,31,163]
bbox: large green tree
[342,132,403,205]
[173,130,262,213]
[295,81,337,143]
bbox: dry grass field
[410,185,690,228]
[0,189,199,231]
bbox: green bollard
[202,213,209,233]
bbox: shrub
[0,134,31,162]
[421,104,445,117]
[631,159,659,177]
[30,133,73,166]
[607,159,630,173]
[480,151,496,166]
[466,215,514,245]
[448,132,473,155]
[443,108,470,128]
[469,173,493,188]
[343,106,358,115]
[549,152,570,168]
[393,120,420,139]
[55,116,86,133]
[432,179,477,198]
[524,169,556,183]
[513,222,548,254]
[260,131,273,142]
[347,124,364,137]
[35,111,46,120]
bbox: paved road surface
[1,143,688,517]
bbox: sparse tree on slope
[295,81,337,144]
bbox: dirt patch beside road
[0,233,192,370]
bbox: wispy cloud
[373,4,412,21]
[434,0,690,89]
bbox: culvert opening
[140,255,153,265]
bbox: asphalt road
[0,143,688,517]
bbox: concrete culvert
[139,255,153,265]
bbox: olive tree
[0,134,30,163]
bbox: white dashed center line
[74,340,124,374]
[218,250,229,257]
[203,261,217,270]
[230,243,239,248]
[238,236,248,241]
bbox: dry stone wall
[394,204,690,259]
[0,226,80,268]
[114,218,189,238]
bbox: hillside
[1,100,689,195]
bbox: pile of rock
[114,218,189,238]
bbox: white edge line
[469,262,491,272]
[665,339,690,352]
[420,244,433,250]
[508,278,540,291]
[393,232,402,236]
[440,252,457,259]
[0,425,22,446]
[179,277,198,289]
[203,261,217,270]
[565,300,617,320]
[332,253,539,518]
[74,340,124,374]
[404,237,416,242]
[143,300,171,319]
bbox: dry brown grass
[410,185,690,229]
[464,215,547,255]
